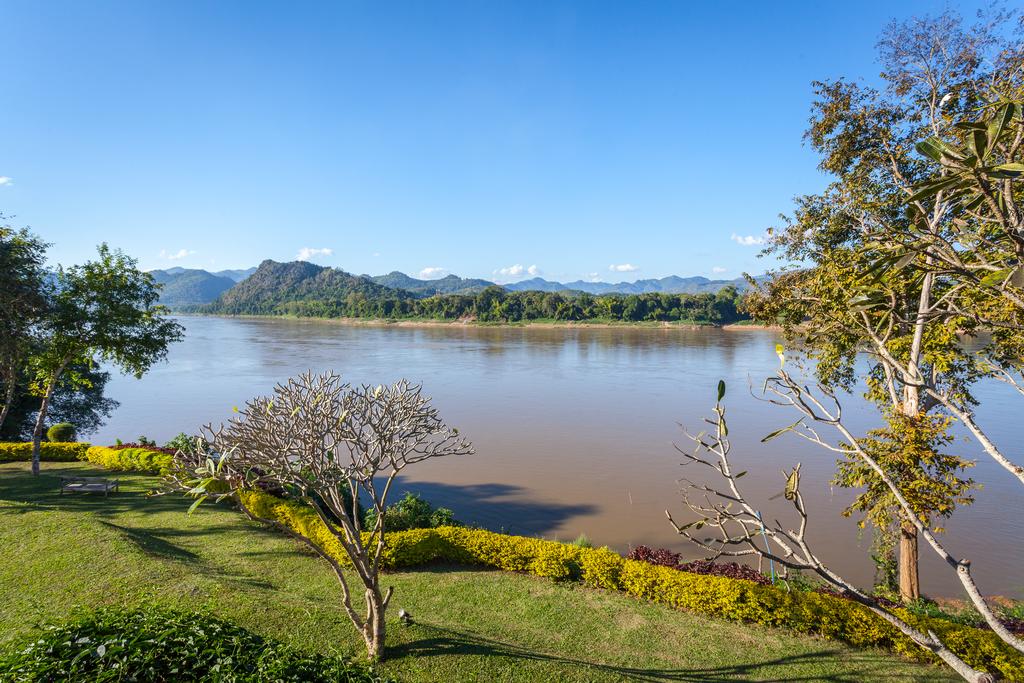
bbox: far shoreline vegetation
[174,311,768,329]
[178,259,751,327]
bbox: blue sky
[0,1,986,283]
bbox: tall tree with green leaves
[27,244,183,475]
[746,9,1020,601]
[0,222,49,433]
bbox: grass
[0,461,957,682]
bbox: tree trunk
[0,372,15,433]
[362,587,387,660]
[30,373,60,477]
[899,517,920,602]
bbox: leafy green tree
[27,244,183,475]
[746,9,1018,601]
[0,223,49,432]
[0,363,118,442]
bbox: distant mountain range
[148,266,258,306]
[503,275,753,295]
[366,271,496,296]
[150,262,757,308]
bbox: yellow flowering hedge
[0,441,90,462]
[239,489,1024,680]
[83,446,174,475]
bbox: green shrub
[0,441,90,462]
[164,432,193,452]
[570,533,594,548]
[84,445,174,475]
[46,423,77,442]
[362,492,460,532]
[237,489,1024,681]
[0,606,391,682]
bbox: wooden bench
[59,476,119,496]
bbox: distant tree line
[206,285,749,325]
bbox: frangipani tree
[190,371,473,660]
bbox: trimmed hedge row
[240,489,1024,681]
[0,442,90,462]
[83,446,174,475]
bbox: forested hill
[204,260,412,316]
[197,260,749,325]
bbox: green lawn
[0,462,956,682]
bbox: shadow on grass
[99,521,202,562]
[390,623,935,682]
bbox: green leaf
[761,418,804,443]
[916,137,945,162]
[187,495,208,516]
[717,380,726,402]
[980,269,1013,286]
[968,129,985,158]
[987,102,1015,149]
[916,137,967,164]
[906,173,963,203]
[993,163,1024,173]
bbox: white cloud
[494,264,540,280]
[160,248,196,261]
[586,272,601,282]
[609,263,639,273]
[419,267,448,279]
[296,247,333,261]
[0,176,12,186]
[712,266,727,274]
[730,233,765,247]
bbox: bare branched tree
[667,380,1000,683]
[184,371,473,660]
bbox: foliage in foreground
[238,489,1024,680]
[0,606,390,683]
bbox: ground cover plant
[0,461,962,682]
[0,606,389,682]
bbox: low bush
[0,606,391,682]
[84,446,174,475]
[238,489,1024,681]
[362,492,460,532]
[626,545,771,585]
[109,442,178,455]
[46,423,77,442]
[0,442,90,462]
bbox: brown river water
[92,315,1022,598]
